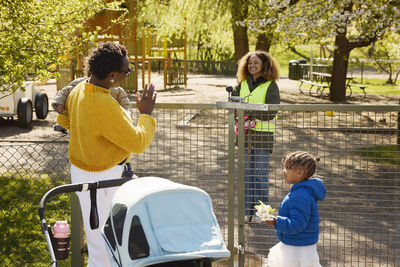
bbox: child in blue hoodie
[265,151,326,267]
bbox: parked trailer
[0,81,49,128]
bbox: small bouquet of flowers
[254,201,276,221]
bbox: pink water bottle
[52,220,70,258]
[53,220,69,239]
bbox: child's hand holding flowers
[254,201,276,225]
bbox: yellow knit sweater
[57,82,156,172]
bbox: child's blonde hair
[236,51,280,83]
[282,151,320,180]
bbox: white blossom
[254,201,276,222]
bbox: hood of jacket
[291,177,326,201]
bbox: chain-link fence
[1,103,399,266]
[0,141,70,181]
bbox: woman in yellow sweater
[57,42,156,267]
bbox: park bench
[298,79,329,97]
[347,83,367,98]
[300,72,366,98]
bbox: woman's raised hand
[136,83,157,115]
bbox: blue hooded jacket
[274,178,326,246]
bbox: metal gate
[217,101,400,267]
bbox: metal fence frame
[1,103,400,266]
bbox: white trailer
[0,81,49,128]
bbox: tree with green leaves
[365,31,400,85]
[0,0,122,93]
[139,0,234,61]
[273,0,400,101]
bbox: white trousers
[71,164,123,267]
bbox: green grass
[0,174,71,266]
[351,77,400,95]
[358,145,400,166]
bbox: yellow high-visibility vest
[240,80,276,132]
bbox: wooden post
[147,27,151,85]
[141,24,145,89]
[361,61,364,84]
[163,36,167,89]
[184,30,187,87]
[398,100,400,151]
[132,1,138,92]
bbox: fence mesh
[0,141,70,181]
[242,107,400,267]
[130,105,230,247]
[1,104,399,266]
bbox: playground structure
[61,0,187,92]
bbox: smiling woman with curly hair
[232,50,280,223]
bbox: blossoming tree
[272,0,400,101]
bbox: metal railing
[1,103,400,266]
[174,59,236,76]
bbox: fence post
[227,109,236,267]
[237,109,246,267]
[71,193,85,266]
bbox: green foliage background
[0,0,122,93]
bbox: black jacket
[233,76,280,150]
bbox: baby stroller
[38,177,230,267]
[102,177,230,267]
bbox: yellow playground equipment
[64,0,187,92]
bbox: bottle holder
[49,225,70,260]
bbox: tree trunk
[386,76,393,85]
[329,34,351,102]
[255,32,273,52]
[230,0,249,61]
[232,23,249,62]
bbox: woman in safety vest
[232,51,280,223]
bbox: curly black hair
[282,151,320,181]
[85,42,127,80]
[237,50,279,83]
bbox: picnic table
[299,72,366,98]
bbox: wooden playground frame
[68,0,187,92]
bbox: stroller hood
[102,177,230,267]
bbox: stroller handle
[38,178,130,220]
[38,178,131,267]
